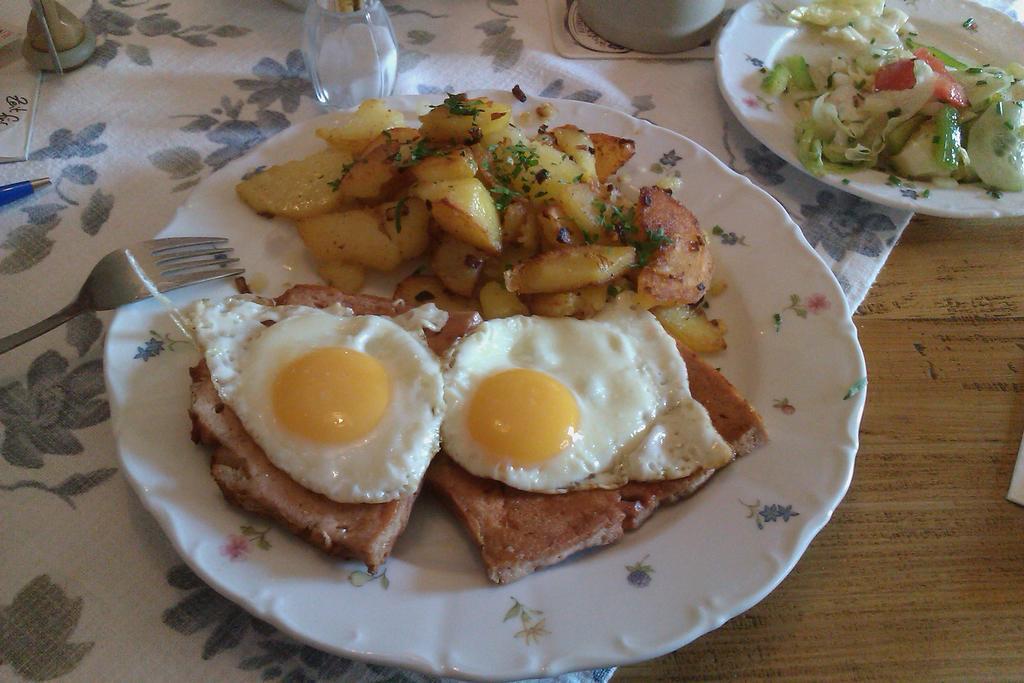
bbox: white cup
[577,0,725,54]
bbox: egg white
[441,301,732,493]
[189,296,447,503]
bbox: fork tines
[144,237,243,284]
[146,236,241,278]
[146,236,228,253]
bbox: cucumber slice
[933,105,961,171]
[761,64,792,96]
[966,100,1024,191]
[780,55,815,91]
[796,122,825,176]
[890,122,955,179]
[885,115,926,155]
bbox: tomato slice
[934,76,970,108]
[874,59,917,91]
[873,53,970,108]
[912,48,948,74]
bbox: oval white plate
[717,0,1024,219]
[105,92,867,681]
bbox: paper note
[0,26,41,164]
[1008,434,1024,506]
[0,25,17,49]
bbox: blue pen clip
[0,178,51,207]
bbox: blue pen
[0,177,51,208]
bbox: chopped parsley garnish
[591,198,667,265]
[632,228,672,267]
[436,92,485,117]
[503,143,540,176]
[607,284,620,297]
[987,188,1003,199]
[922,189,931,198]
[393,197,406,234]
[887,174,903,187]
[607,205,637,235]
[489,185,521,212]
[487,142,540,210]
[581,229,597,244]
[327,178,341,191]
[395,139,448,167]
[887,107,902,118]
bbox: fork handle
[0,299,88,355]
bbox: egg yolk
[271,347,389,443]
[468,368,579,464]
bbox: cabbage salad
[762,0,1024,192]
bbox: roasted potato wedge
[431,233,487,297]
[634,186,712,306]
[410,147,479,183]
[576,284,609,317]
[501,141,585,199]
[316,262,365,293]
[501,200,539,251]
[526,291,580,317]
[527,284,608,318]
[551,183,604,239]
[479,281,528,319]
[591,132,636,182]
[297,209,401,271]
[235,148,354,220]
[481,244,538,281]
[653,304,727,353]
[338,127,419,201]
[377,197,430,260]
[418,94,512,145]
[413,178,502,254]
[551,125,598,182]
[536,201,585,250]
[393,274,477,312]
[480,122,529,149]
[505,245,635,294]
[316,99,406,155]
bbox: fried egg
[189,296,447,503]
[440,301,732,493]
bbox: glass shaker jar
[302,0,398,109]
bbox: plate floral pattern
[104,93,866,680]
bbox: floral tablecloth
[0,0,1020,681]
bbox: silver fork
[0,237,243,354]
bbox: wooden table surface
[620,215,1024,680]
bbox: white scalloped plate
[104,92,866,680]
[717,0,1024,218]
